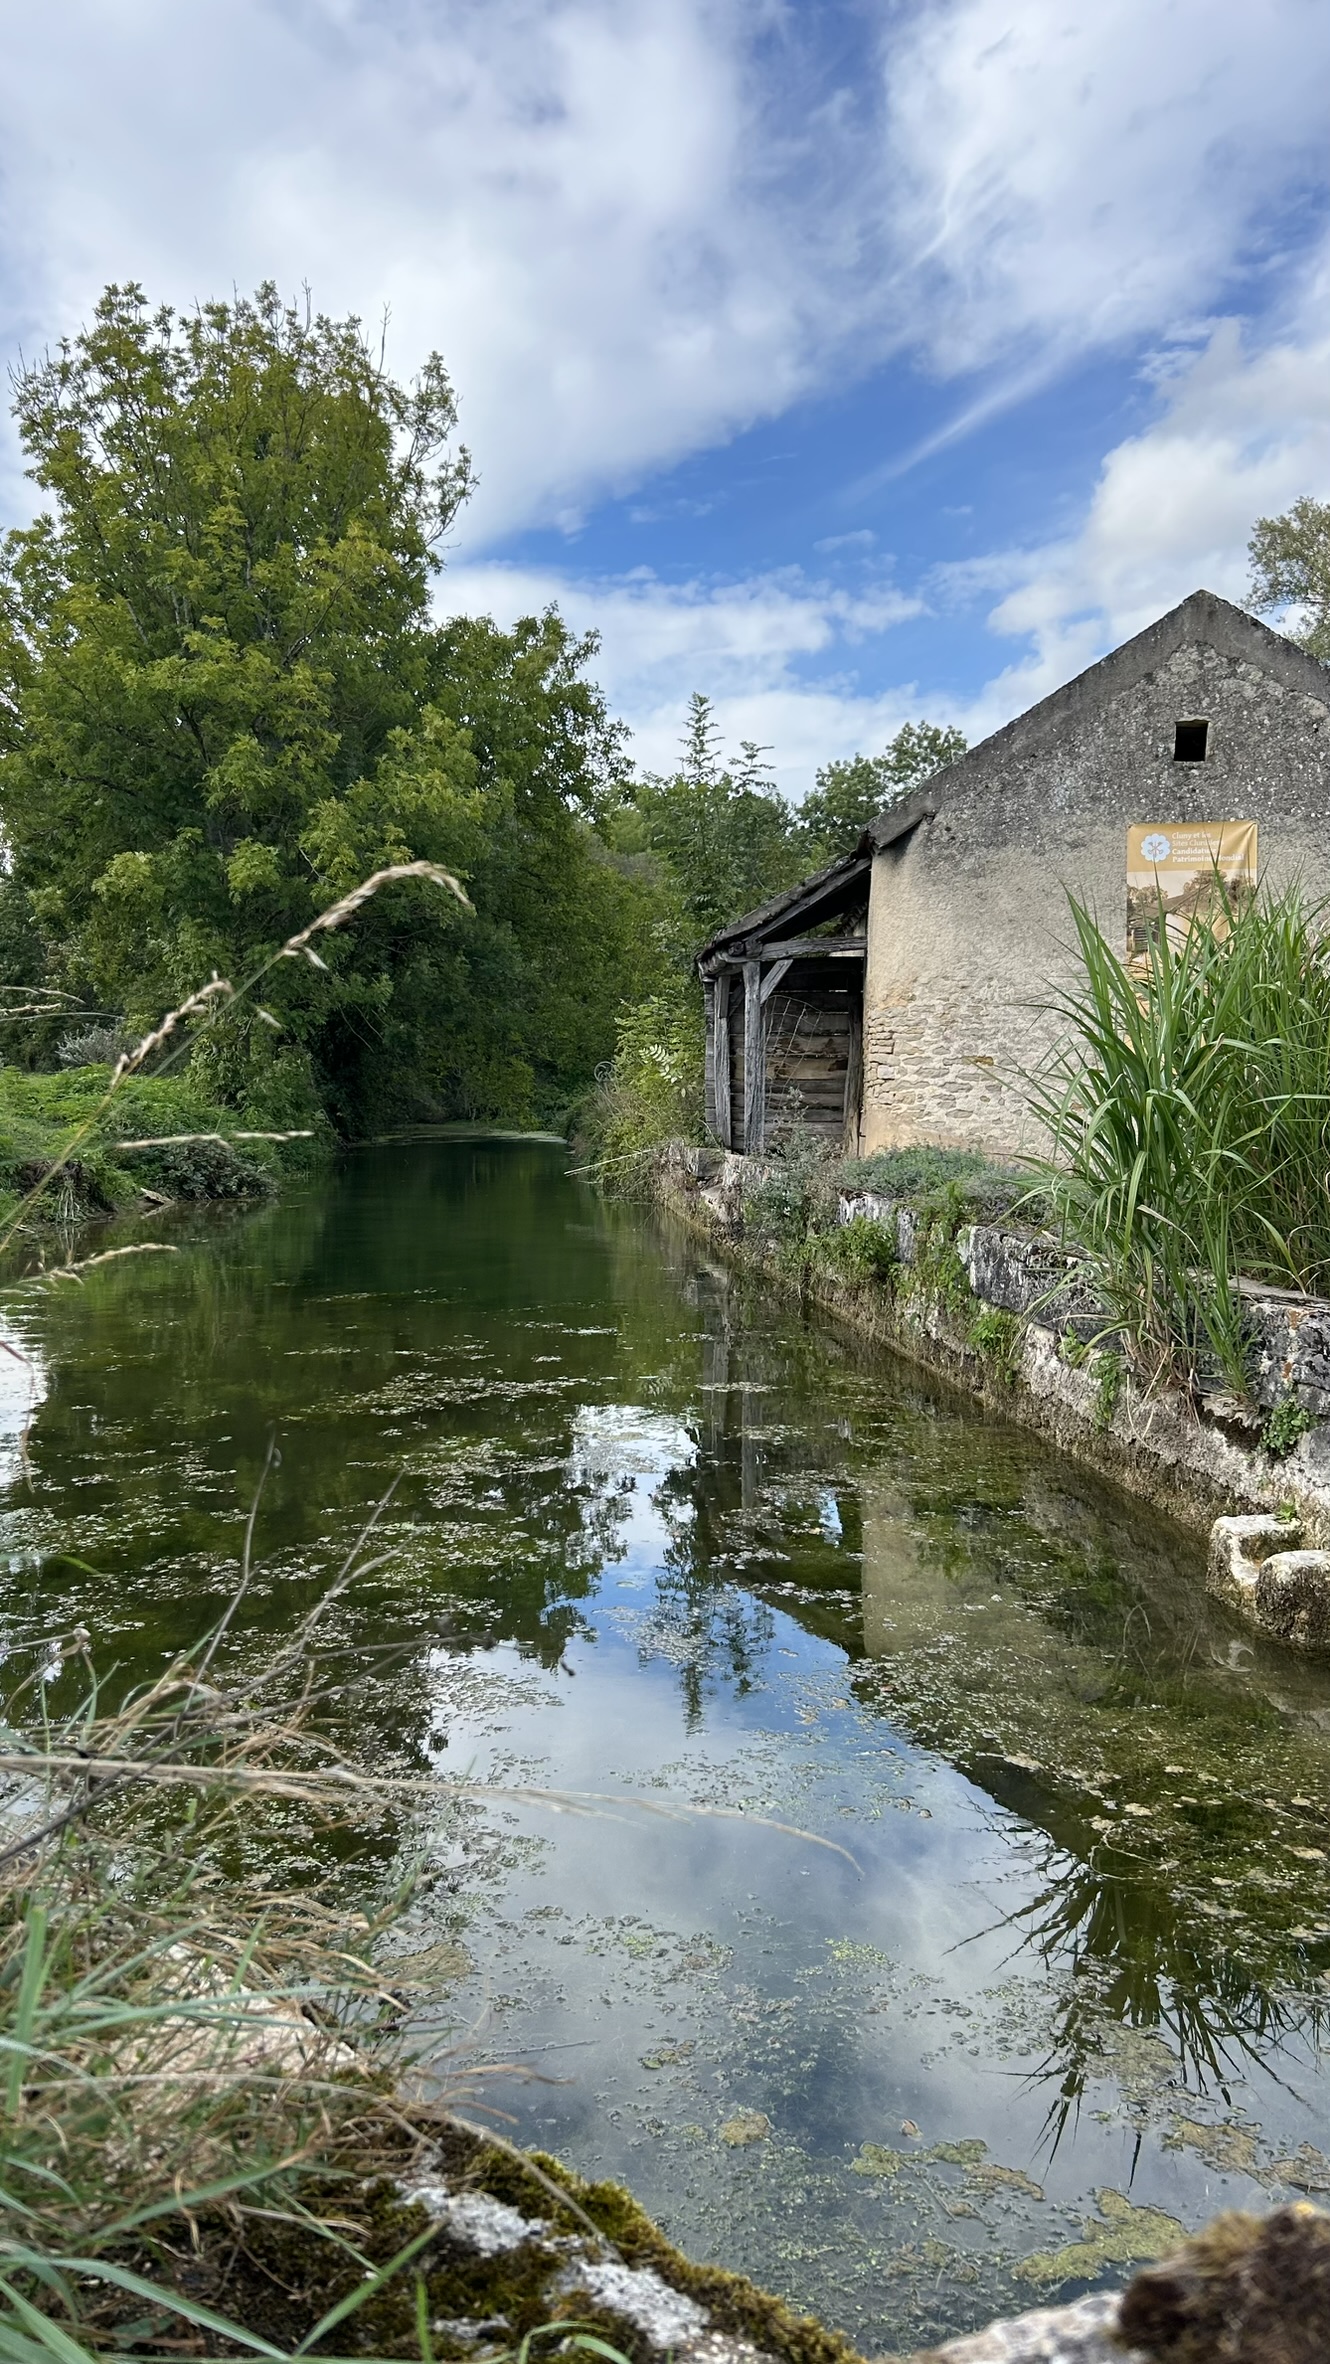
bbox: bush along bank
[654,1140,1330,1652]
[0,1065,303,1234]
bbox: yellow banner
[1126,821,1258,977]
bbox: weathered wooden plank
[743,958,764,1154]
[843,994,863,1153]
[760,956,793,1006]
[703,977,716,1136]
[760,935,866,960]
[714,972,731,1148]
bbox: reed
[1027,884,1330,1390]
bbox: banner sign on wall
[1126,821,1258,978]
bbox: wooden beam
[714,971,731,1149]
[760,956,793,1006]
[760,935,866,961]
[703,977,716,1135]
[843,995,863,1155]
[742,958,764,1155]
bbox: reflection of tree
[1,1143,665,1725]
[851,1459,1330,2140]
[636,1246,860,1723]
[974,1823,1328,2154]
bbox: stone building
[697,589,1330,1161]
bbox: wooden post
[843,995,863,1154]
[714,971,731,1149]
[743,957,764,1155]
[703,976,716,1136]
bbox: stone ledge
[886,2290,1132,2363]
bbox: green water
[5,1137,1330,2353]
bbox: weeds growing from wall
[814,1215,898,1288]
[1262,1393,1316,1461]
[967,1307,1022,1389]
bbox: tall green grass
[1027,885,1330,1392]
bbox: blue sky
[2,0,1329,796]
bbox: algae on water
[1015,2189,1186,2287]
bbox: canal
[4,1135,1330,2354]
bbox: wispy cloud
[2,0,1329,776]
[878,0,1330,374]
[4,0,1328,540]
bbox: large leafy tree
[0,284,653,1127]
[1249,496,1330,661]
[615,694,808,949]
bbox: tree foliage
[1249,495,1330,661]
[613,696,808,948]
[584,702,965,1161]
[799,720,967,860]
[0,284,656,1129]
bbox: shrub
[741,1126,838,1264]
[1263,1393,1315,1460]
[815,1214,898,1286]
[968,1306,1022,1386]
[56,1022,131,1068]
[575,983,705,1184]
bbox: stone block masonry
[860,595,1330,1161]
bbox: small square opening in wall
[1174,717,1209,762]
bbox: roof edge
[867,590,1330,847]
[695,848,870,965]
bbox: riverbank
[651,1142,1330,1642]
[0,1064,304,1234]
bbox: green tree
[1249,495,1330,660]
[0,283,654,1129]
[617,693,806,948]
[799,719,967,861]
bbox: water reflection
[645,1250,1330,2138]
[4,1143,1330,2350]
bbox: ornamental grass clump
[1028,884,1330,1394]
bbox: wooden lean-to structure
[696,851,871,1155]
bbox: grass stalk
[1027,883,1330,1392]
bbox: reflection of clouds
[568,1402,697,1571]
[569,1402,695,1489]
[0,1326,46,1491]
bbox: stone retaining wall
[656,1145,1330,1649]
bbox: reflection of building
[700,591,1330,1157]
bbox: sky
[1,0,1329,798]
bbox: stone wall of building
[861,596,1330,1158]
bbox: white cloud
[3,0,1330,781]
[436,557,933,789]
[0,0,853,542]
[3,0,1328,546]
[956,290,1330,720]
[881,0,1330,375]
